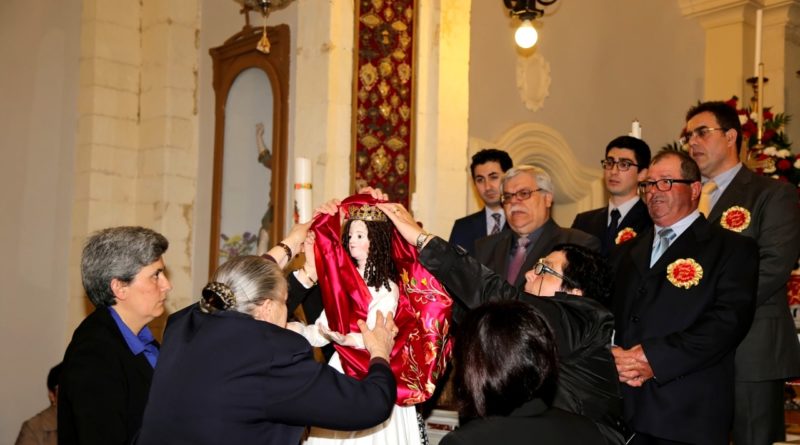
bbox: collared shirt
[607,196,641,226]
[108,307,159,368]
[702,162,743,211]
[484,207,506,235]
[652,210,701,252]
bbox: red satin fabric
[311,194,453,406]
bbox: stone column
[69,0,199,335]
[138,0,199,319]
[293,0,355,216]
[69,0,143,332]
[679,0,800,143]
[414,0,472,236]
[679,0,761,102]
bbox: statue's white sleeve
[293,311,332,347]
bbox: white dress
[295,277,422,445]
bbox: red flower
[764,109,774,120]
[778,176,789,182]
[743,121,758,135]
[762,129,776,142]
[726,96,739,109]
[778,159,792,171]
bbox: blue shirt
[108,307,159,368]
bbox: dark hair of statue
[454,300,558,418]
[551,243,612,307]
[342,219,398,292]
[685,101,743,149]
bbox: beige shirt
[15,404,56,445]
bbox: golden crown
[347,204,388,222]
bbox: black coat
[448,209,508,256]
[474,219,600,290]
[419,237,624,444]
[59,308,155,445]
[612,216,758,444]
[440,399,603,445]
[571,199,652,257]
[136,305,396,445]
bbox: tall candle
[630,120,642,139]
[294,157,313,223]
[754,9,763,77]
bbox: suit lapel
[514,220,558,288]
[652,217,710,270]
[489,231,514,277]
[707,168,752,223]
[590,207,608,236]
[630,226,654,277]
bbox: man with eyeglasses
[449,148,513,255]
[473,165,600,289]
[611,150,758,445]
[684,101,800,445]
[572,136,652,259]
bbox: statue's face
[348,220,370,266]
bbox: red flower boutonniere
[667,258,704,289]
[720,206,751,232]
[615,227,637,245]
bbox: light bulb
[514,19,538,49]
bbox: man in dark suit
[474,165,600,289]
[612,150,758,444]
[572,135,652,257]
[59,227,172,445]
[685,101,800,445]
[449,148,513,255]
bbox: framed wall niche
[209,24,290,276]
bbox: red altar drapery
[311,194,452,406]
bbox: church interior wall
[0,0,774,442]
[0,0,82,440]
[467,1,706,214]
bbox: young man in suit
[685,101,800,445]
[59,227,172,445]
[448,148,513,255]
[474,165,600,290]
[612,150,758,444]
[572,136,652,257]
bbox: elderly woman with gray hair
[59,226,172,445]
[136,222,399,445]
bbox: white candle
[754,9,763,77]
[294,157,313,223]
[630,120,642,139]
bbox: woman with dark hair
[377,201,626,445]
[441,301,603,444]
[135,223,399,445]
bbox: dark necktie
[507,236,531,284]
[490,213,502,235]
[604,208,621,253]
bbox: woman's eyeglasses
[533,259,579,289]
